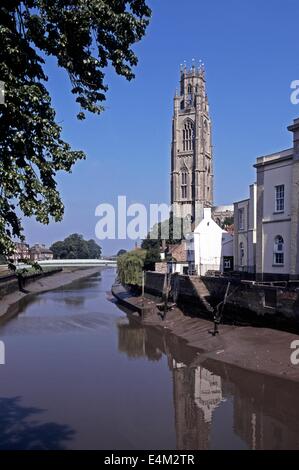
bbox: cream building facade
[234,117,299,280]
[171,64,213,225]
[234,183,257,273]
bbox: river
[0,268,298,450]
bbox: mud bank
[112,283,299,383]
[0,267,103,319]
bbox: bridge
[29,259,117,268]
[7,259,117,269]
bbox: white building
[234,183,257,274]
[255,148,293,280]
[233,117,299,280]
[187,208,234,275]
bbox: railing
[15,259,117,268]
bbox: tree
[48,240,68,259]
[0,1,151,256]
[141,237,160,271]
[86,239,102,259]
[117,249,127,257]
[149,213,186,246]
[117,249,146,286]
[222,216,234,228]
[50,233,101,259]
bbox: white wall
[188,208,231,275]
[234,183,257,272]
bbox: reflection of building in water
[194,366,222,423]
[117,322,162,361]
[116,313,299,450]
[171,360,222,449]
[233,386,299,450]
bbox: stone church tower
[171,63,213,225]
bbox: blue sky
[23,0,299,255]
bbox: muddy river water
[0,269,298,449]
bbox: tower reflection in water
[117,316,299,450]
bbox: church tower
[171,63,213,225]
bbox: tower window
[181,172,187,199]
[180,100,184,110]
[186,84,193,105]
[183,121,194,151]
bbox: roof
[213,205,234,213]
[30,247,53,254]
[167,242,187,262]
[254,148,293,168]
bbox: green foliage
[117,249,146,286]
[16,266,57,277]
[117,249,127,257]
[86,239,102,259]
[222,216,234,228]
[50,233,101,259]
[141,238,160,271]
[0,1,151,255]
[149,213,186,246]
[0,254,7,264]
[140,213,186,270]
[7,257,43,275]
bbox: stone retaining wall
[144,271,214,312]
[202,276,299,321]
[144,271,299,325]
[0,268,62,300]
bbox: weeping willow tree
[118,323,146,359]
[117,249,146,286]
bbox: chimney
[288,117,299,160]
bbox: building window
[186,84,192,105]
[238,208,245,230]
[273,235,284,265]
[239,242,244,266]
[224,259,231,270]
[275,185,284,212]
[180,100,184,110]
[181,172,187,199]
[181,186,187,199]
[183,121,194,151]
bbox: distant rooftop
[213,205,234,213]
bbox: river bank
[0,267,103,320]
[0,269,298,449]
[111,283,299,383]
